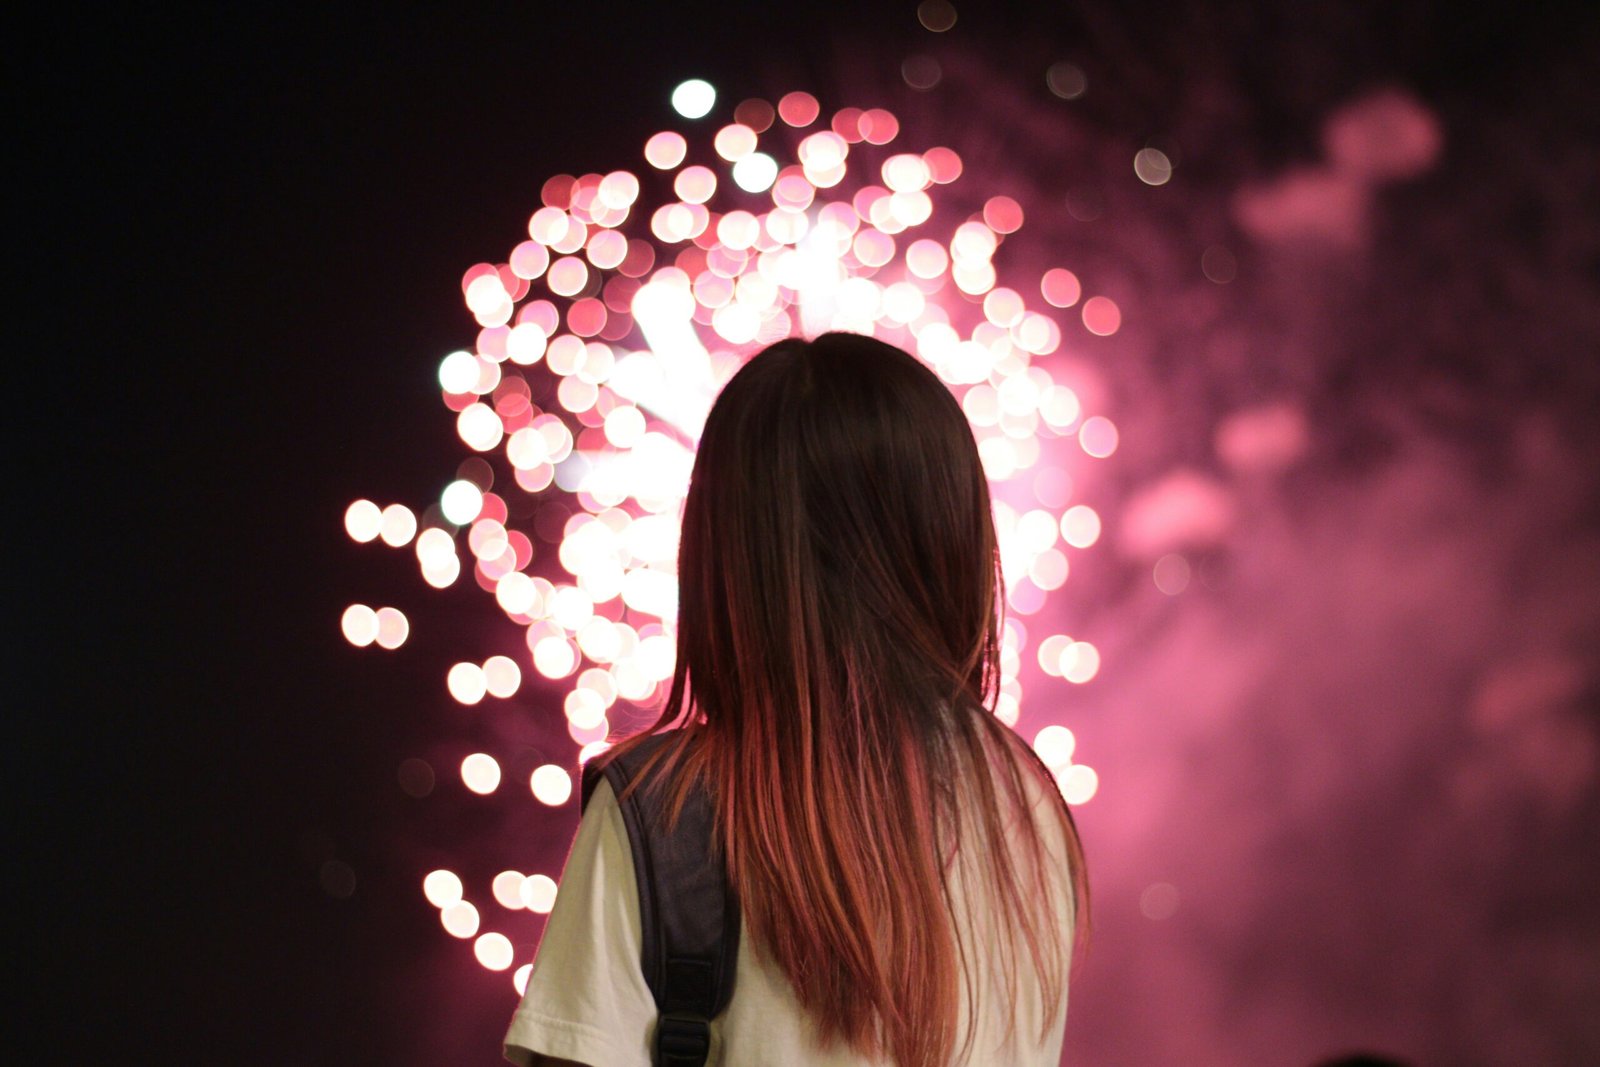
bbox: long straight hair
[594,331,1088,1066]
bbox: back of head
[679,330,1001,725]
[603,331,1085,1067]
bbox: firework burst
[342,79,1117,990]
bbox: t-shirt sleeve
[503,776,657,1067]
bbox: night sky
[16,3,1599,1064]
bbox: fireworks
[344,78,1119,985]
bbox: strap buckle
[655,1010,712,1065]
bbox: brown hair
[595,331,1087,1066]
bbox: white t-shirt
[504,751,1075,1067]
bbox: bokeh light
[1140,882,1180,921]
[373,607,409,649]
[529,764,573,806]
[397,758,435,798]
[519,874,558,914]
[345,499,382,542]
[441,900,480,939]
[441,479,483,524]
[1079,415,1120,457]
[342,604,378,647]
[670,79,716,119]
[1153,553,1191,594]
[917,0,957,32]
[644,131,688,170]
[731,152,778,193]
[902,55,942,91]
[492,870,526,909]
[1081,295,1121,336]
[447,662,488,705]
[1034,724,1077,768]
[461,753,501,794]
[734,98,775,132]
[379,504,418,547]
[1046,62,1088,100]
[777,91,820,127]
[1060,504,1102,547]
[1134,147,1173,186]
[1058,763,1099,804]
[475,931,515,970]
[423,869,463,908]
[1202,245,1237,284]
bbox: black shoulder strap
[581,732,740,1067]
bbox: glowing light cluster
[346,499,418,547]
[350,79,1127,986]
[423,868,481,940]
[341,603,410,649]
[420,867,525,973]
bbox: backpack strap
[581,732,740,1067]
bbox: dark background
[15,2,1598,1064]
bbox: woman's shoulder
[967,722,1075,854]
[972,719,1056,799]
[583,728,702,802]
